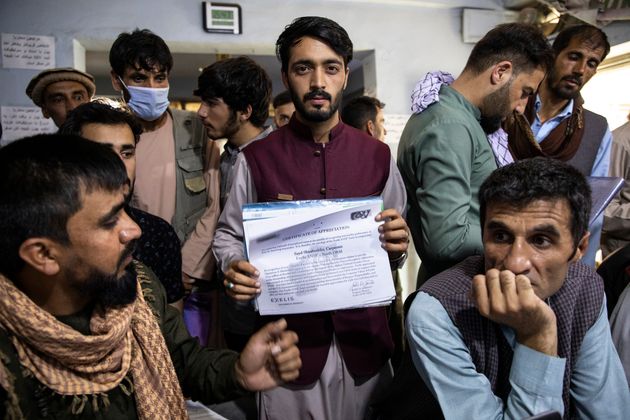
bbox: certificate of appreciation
[243,198,395,315]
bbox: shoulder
[407,291,452,330]
[583,109,609,135]
[556,261,604,324]
[129,206,180,243]
[400,108,482,151]
[565,262,604,292]
[613,121,630,144]
[170,109,206,145]
[170,108,197,124]
[244,129,282,154]
[134,260,168,318]
[583,108,607,123]
[422,256,484,298]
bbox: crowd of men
[1,14,630,420]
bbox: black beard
[78,240,138,308]
[209,108,240,141]
[480,116,503,134]
[289,87,343,123]
[92,265,138,308]
[546,72,581,101]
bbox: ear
[41,107,50,119]
[282,71,289,90]
[239,104,253,122]
[490,61,513,86]
[366,120,376,137]
[571,232,590,262]
[18,238,62,276]
[111,70,123,92]
[343,67,349,90]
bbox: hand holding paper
[242,198,397,315]
[376,208,409,258]
[224,260,260,301]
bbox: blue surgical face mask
[118,77,170,121]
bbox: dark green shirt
[397,86,497,281]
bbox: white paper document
[243,198,395,315]
[2,33,55,70]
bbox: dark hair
[60,101,143,144]
[276,16,353,73]
[465,23,554,76]
[341,96,384,130]
[552,24,610,62]
[479,157,591,248]
[194,56,272,127]
[109,29,173,77]
[0,134,128,277]
[272,90,293,108]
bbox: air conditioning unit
[462,9,520,43]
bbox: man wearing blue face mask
[109,29,223,346]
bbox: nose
[147,77,160,88]
[120,211,142,243]
[514,97,529,115]
[197,102,208,118]
[502,240,532,275]
[310,67,325,89]
[574,59,587,75]
[66,98,83,113]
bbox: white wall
[0,0,479,115]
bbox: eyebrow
[485,220,561,238]
[105,143,136,151]
[530,223,561,238]
[568,50,601,64]
[130,69,167,77]
[97,200,126,226]
[292,58,343,67]
[485,220,508,231]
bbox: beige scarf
[0,262,187,419]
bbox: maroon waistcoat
[243,117,393,385]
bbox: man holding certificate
[213,16,409,420]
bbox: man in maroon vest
[406,157,630,418]
[212,16,409,420]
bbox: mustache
[118,240,137,269]
[304,89,331,102]
[563,75,582,85]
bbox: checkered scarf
[0,262,187,419]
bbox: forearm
[181,138,221,280]
[420,214,483,262]
[505,342,565,418]
[571,300,630,417]
[382,157,407,216]
[181,211,219,280]
[407,292,564,419]
[213,155,255,273]
[164,303,249,403]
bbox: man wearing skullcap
[26,67,95,127]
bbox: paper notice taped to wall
[1,33,55,70]
[383,113,411,160]
[1,106,56,146]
